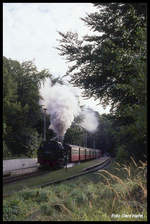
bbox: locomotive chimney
[58,135,64,143]
[43,108,47,141]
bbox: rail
[40,158,111,188]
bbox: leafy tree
[3,57,52,157]
[56,3,147,161]
[57,3,146,108]
[64,122,85,146]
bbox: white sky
[3,3,110,114]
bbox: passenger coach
[66,144,102,162]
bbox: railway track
[3,163,74,185]
[3,169,50,184]
[3,157,111,197]
[40,158,111,188]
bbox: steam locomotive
[37,140,102,169]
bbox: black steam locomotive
[37,140,102,169]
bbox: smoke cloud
[79,107,99,133]
[39,78,99,140]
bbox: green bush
[3,141,12,159]
[20,189,49,203]
[70,189,88,205]
[116,145,129,162]
[3,199,25,221]
[25,131,42,158]
[64,197,76,212]
[19,189,37,200]
[40,203,53,216]
[35,191,49,203]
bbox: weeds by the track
[3,157,147,221]
[3,157,108,195]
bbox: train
[37,140,102,169]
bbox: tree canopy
[3,57,52,157]
[57,3,146,108]
[56,3,147,161]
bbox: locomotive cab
[37,140,65,168]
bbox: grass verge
[3,157,147,221]
[3,157,108,195]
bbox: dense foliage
[57,3,147,161]
[3,57,52,157]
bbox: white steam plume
[39,79,80,139]
[39,78,99,140]
[79,107,99,133]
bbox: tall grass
[96,156,147,219]
[3,157,147,221]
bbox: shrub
[3,141,12,159]
[64,197,76,212]
[116,145,129,162]
[70,189,88,205]
[40,203,53,216]
[35,191,49,203]
[19,189,37,200]
[3,199,25,221]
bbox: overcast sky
[3,3,110,114]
